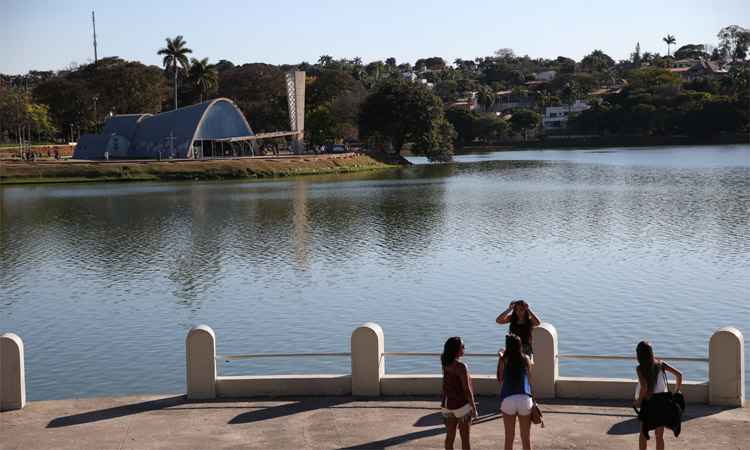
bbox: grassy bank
[0,153,401,185]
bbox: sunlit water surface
[1,145,748,400]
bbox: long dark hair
[503,333,528,376]
[441,336,463,369]
[636,341,659,394]
[510,303,532,345]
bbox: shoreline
[0,153,404,185]
[455,135,749,153]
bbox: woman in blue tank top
[497,333,534,450]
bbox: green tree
[414,57,447,71]
[358,80,455,161]
[509,108,540,141]
[217,63,288,132]
[476,114,510,143]
[718,25,750,62]
[663,35,677,57]
[157,35,192,110]
[33,58,166,134]
[476,86,496,111]
[317,55,334,67]
[673,44,708,60]
[580,50,615,72]
[445,109,478,147]
[188,58,218,102]
[631,42,642,67]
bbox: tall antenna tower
[92,10,98,64]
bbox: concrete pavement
[1,395,748,449]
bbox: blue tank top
[499,362,532,401]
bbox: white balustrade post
[186,325,216,400]
[1,333,26,411]
[709,327,745,407]
[351,322,384,396]
[532,323,558,399]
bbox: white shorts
[501,394,533,416]
[441,403,472,419]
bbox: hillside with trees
[1,25,748,160]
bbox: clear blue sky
[2,0,749,75]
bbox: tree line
[0,25,748,161]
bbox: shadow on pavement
[229,397,352,424]
[47,396,186,428]
[607,404,736,435]
[337,427,446,450]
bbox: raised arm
[458,362,478,415]
[496,302,515,324]
[662,361,683,392]
[527,307,541,327]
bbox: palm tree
[476,86,496,112]
[158,36,192,110]
[189,58,218,103]
[663,35,676,57]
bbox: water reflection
[1,145,749,400]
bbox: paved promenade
[1,395,748,449]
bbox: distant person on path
[441,336,477,450]
[498,333,535,450]
[496,300,541,360]
[634,341,684,450]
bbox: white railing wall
[1,333,26,411]
[186,322,745,407]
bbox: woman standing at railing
[496,300,541,360]
[441,336,477,450]
[497,333,535,450]
[634,341,684,450]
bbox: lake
[1,145,748,400]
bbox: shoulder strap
[661,362,672,394]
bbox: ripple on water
[1,146,749,400]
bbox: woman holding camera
[496,300,541,359]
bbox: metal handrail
[559,354,708,363]
[218,352,350,361]
[385,352,496,357]
[216,351,708,363]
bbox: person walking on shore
[498,333,535,450]
[496,300,541,359]
[634,341,684,450]
[441,336,477,450]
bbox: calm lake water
[1,145,748,401]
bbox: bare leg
[639,430,648,450]
[518,414,532,450]
[458,417,471,450]
[655,427,665,450]
[503,413,517,450]
[445,417,458,450]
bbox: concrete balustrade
[0,323,744,407]
[709,327,745,406]
[186,325,217,400]
[351,322,384,396]
[531,323,558,399]
[1,333,26,411]
[184,323,744,406]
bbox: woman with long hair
[441,336,477,450]
[497,333,534,450]
[496,300,541,359]
[635,340,683,450]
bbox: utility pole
[92,11,98,64]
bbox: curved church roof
[74,98,254,159]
